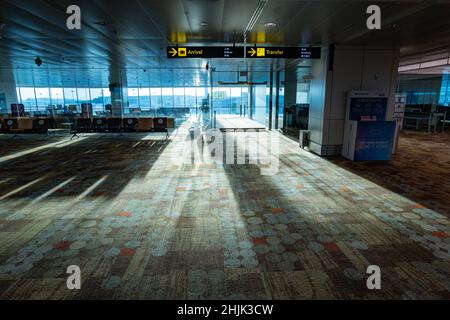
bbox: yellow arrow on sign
[169,47,178,57]
[248,48,256,57]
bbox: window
[127,88,139,109]
[296,83,309,104]
[162,87,173,108]
[50,88,64,106]
[90,88,105,113]
[64,88,77,105]
[439,75,450,106]
[77,88,90,104]
[139,87,150,110]
[230,87,243,115]
[16,88,21,104]
[35,88,51,111]
[150,88,162,109]
[103,88,111,106]
[253,85,267,125]
[213,87,230,114]
[185,87,197,110]
[197,87,208,100]
[173,88,185,108]
[14,85,264,118]
[296,92,308,104]
[19,88,37,110]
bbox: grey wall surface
[309,45,400,156]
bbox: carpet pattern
[0,128,449,300]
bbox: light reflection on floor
[0,128,449,299]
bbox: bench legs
[71,132,80,140]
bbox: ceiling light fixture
[200,22,208,27]
[264,22,277,28]
[93,21,110,27]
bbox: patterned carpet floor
[0,127,449,300]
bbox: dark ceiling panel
[0,0,449,86]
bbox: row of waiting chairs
[0,117,175,135]
[72,117,174,133]
[0,117,51,134]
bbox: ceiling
[398,47,450,76]
[0,0,450,86]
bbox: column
[308,45,399,156]
[283,67,297,132]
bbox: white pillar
[308,45,399,156]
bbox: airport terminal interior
[0,0,449,300]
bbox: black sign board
[245,46,321,59]
[167,46,321,59]
[167,46,244,58]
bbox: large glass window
[127,88,139,109]
[103,88,111,106]
[16,88,21,104]
[162,87,173,109]
[185,87,197,114]
[19,88,37,110]
[150,88,162,110]
[278,87,285,129]
[35,88,51,111]
[50,88,64,106]
[212,87,230,114]
[253,85,267,125]
[64,88,78,106]
[230,87,243,115]
[242,87,249,117]
[173,88,185,108]
[14,84,263,119]
[439,74,450,106]
[139,87,150,110]
[90,88,105,113]
[77,88,90,104]
[296,83,309,104]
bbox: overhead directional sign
[167,46,321,59]
[246,46,321,59]
[167,46,244,58]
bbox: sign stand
[393,93,407,154]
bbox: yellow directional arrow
[248,48,256,57]
[169,47,178,57]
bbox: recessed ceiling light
[94,21,110,26]
[264,22,277,28]
[200,22,208,27]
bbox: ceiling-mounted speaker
[35,57,43,67]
